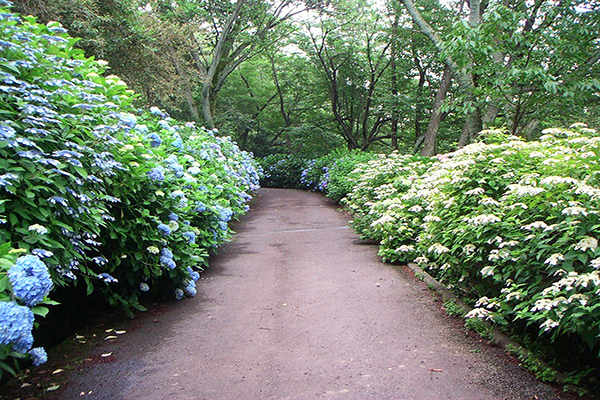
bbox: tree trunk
[167,46,200,122]
[390,15,399,150]
[421,65,452,156]
[199,0,247,129]
[399,0,483,144]
[200,83,214,129]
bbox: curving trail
[52,189,566,399]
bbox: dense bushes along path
[9,189,572,399]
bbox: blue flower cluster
[0,301,34,353]
[183,231,196,245]
[146,132,162,148]
[148,166,165,181]
[164,154,184,178]
[8,255,53,307]
[160,247,176,270]
[28,347,47,366]
[98,273,118,284]
[158,223,172,236]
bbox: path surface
[52,189,566,399]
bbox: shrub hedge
[0,3,259,373]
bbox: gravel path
[34,188,570,399]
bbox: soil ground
[1,188,576,399]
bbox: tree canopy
[14,0,600,155]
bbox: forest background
[12,0,600,158]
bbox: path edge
[404,262,567,385]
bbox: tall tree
[304,1,394,150]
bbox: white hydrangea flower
[370,215,395,227]
[428,243,450,254]
[544,253,565,266]
[395,245,414,253]
[540,176,579,186]
[562,206,588,216]
[414,256,429,265]
[522,221,548,231]
[506,184,546,197]
[540,319,559,332]
[463,244,476,255]
[480,266,495,277]
[465,308,492,320]
[464,214,501,225]
[28,224,48,235]
[479,197,500,206]
[574,236,598,251]
[464,188,485,196]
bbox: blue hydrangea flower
[172,138,183,149]
[147,167,165,181]
[147,132,161,147]
[160,258,176,270]
[119,113,137,128]
[47,196,68,207]
[186,267,200,281]
[160,247,173,259]
[8,255,53,307]
[139,282,150,292]
[0,124,16,140]
[183,231,196,245]
[168,212,179,221]
[150,106,167,118]
[184,281,197,297]
[174,288,184,300]
[0,301,34,353]
[92,256,108,266]
[135,124,149,134]
[158,223,171,236]
[98,273,118,284]
[31,249,53,258]
[28,347,47,366]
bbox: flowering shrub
[344,125,600,373]
[0,1,259,369]
[259,154,307,188]
[262,150,378,202]
[311,150,378,202]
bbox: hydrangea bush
[0,1,259,370]
[259,154,307,189]
[261,150,378,202]
[343,125,600,372]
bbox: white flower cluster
[464,214,501,225]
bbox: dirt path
[42,189,567,399]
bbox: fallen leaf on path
[104,335,118,340]
[100,353,113,357]
[52,369,64,375]
[428,368,443,373]
[105,329,114,333]
[21,382,32,388]
[46,384,60,391]
[75,335,85,339]
[115,330,126,335]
